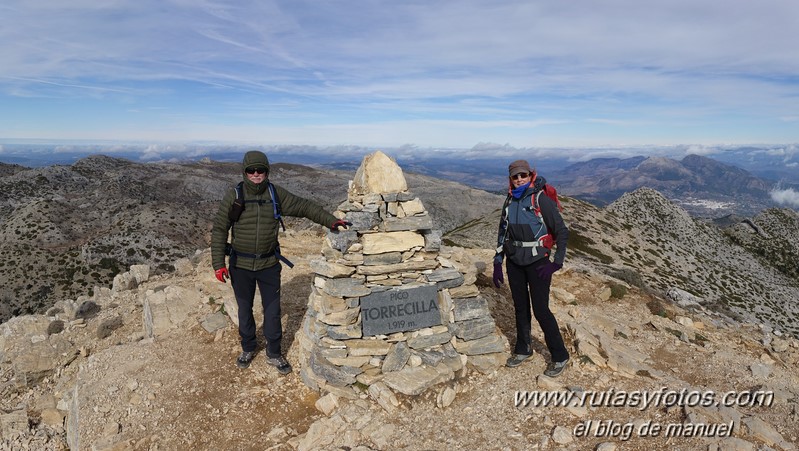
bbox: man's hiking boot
[506,354,532,368]
[265,355,292,375]
[544,358,570,377]
[236,351,256,369]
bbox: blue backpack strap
[274,245,294,268]
[267,182,286,231]
[235,181,243,201]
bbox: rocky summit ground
[1,229,798,451]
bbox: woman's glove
[492,262,504,287]
[536,262,562,280]
[215,268,229,283]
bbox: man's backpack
[228,181,285,231]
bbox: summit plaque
[361,285,441,336]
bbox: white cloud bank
[770,188,799,209]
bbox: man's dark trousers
[231,263,282,358]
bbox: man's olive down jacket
[211,172,336,272]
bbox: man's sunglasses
[245,167,267,175]
[511,172,530,180]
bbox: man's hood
[243,150,270,171]
[242,150,270,194]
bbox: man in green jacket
[211,151,349,374]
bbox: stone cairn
[297,151,508,406]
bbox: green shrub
[610,283,628,299]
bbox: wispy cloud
[1,0,798,147]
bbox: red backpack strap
[545,184,563,212]
[533,185,563,214]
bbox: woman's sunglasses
[511,172,530,180]
[245,167,267,175]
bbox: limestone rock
[112,272,137,293]
[423,230,442,251]
[750,363,772,379]
[742,416,795,450]
[201,312,228,334]
[8,335,75,384]
[362,252,403,266]
[368,381,399,413]
[453,333,506,356]
[551,425,573,444]
[667,287,705,307]
[381,215,434,232]
[356,258,438,276]
[453,316,496,341]
[309,350,358,387]
[0,410,29,438]
[468,352,506,374]
[407,331,452,349]
[315,277,372,298]
[449,284,479,298]
[436,386,456,408]
[712,438,756,451]
[310,258,356,278]
[142,286,202,338]
[129,264,150,285]
[344,210,381,231]
[351,151,408,195]
[382,342,411,372]
[315,393,339,416]
[453,297,490,322]
[326,229,359,253]
[401,198,426,216]
[361,231,425,255]
[382,365,454,395]
[0,315,52,363]
[346,339,392,356]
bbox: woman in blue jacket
[493,159,570,377]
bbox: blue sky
[1,0,799,150]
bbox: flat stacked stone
[297,151,508,400]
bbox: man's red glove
[215,268,230,283]
[330,219,352,231]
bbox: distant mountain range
[547,154,780,216]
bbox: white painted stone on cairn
[296,150,508,405]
